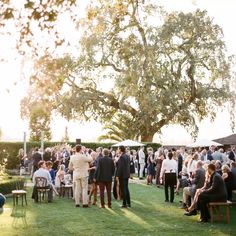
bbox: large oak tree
[21,0,235,141]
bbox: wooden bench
[209,201,232,224]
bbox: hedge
[0,141,161,169]
[0,177,25,195]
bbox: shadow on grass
[1,182,236,236]
[11,205,28,229]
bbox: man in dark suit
[95,148,115,208]
[198,163,227,223]
[228,146,236,162]
[32,147,42,173]
[177,150,183,179]
[116,145,131,208]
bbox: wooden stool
[12,190,27,206]
[62,185,73,198]
[209,201,232,224]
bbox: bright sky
[0,0,236,144]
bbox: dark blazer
[207,151,213,161]
[33,152,42,167]
[95,156,115,182]
[95,153,103,167]
[192,168,205,189]
[177,154,183,178]
[116,153,130,179]
[204,172,227,199]
[228,151,236,161]
[231,168,236,190]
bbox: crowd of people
[157,145,236,222]
[30,144,131,209]
[7,143,236,222]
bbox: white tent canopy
[112,139,145,147]
[187,139,223,148]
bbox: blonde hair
[222,164,230,173]
[58,164,65,172]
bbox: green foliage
[28,102,52,142]
[0,0,78,54]
[98,113,140,142]
[0,177,25,194]
[21,1,235,142]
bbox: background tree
[61,126,70,143]
[23,101,52,142]
[0,0,79,56]
[21,0,235,142]
[98,113,139,142]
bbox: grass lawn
[0,181,236,236]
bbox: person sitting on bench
[198,163,227,223]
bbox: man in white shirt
[138,147,146,180]
[160,151,177,203]
[69,145,92,207]
[32,160,53,202]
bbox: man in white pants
[69,145,92,207]
[138,147,146,180]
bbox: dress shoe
[179,203,187,209]
[121,205,127,208]
[75,204,80,207]
[184,209,197,216]
[197,218,208,223]
[82,204,89,208]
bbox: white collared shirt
[33,168,52,186]
[160,158,177,177]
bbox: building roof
[213,134,236,145]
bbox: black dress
[130,155,135,174]
[147,154,155,176]
[88,161,96,184]
[224,172,234,201]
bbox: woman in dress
[222,164,234,201]
[113,150,121,200]
[88,151,97,205]
[129,150,135,179]
[155,148,165,187]
[55,164,66,195]
[147,147,155,185]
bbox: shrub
[0,177,25,195]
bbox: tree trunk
[141,132,155,142]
